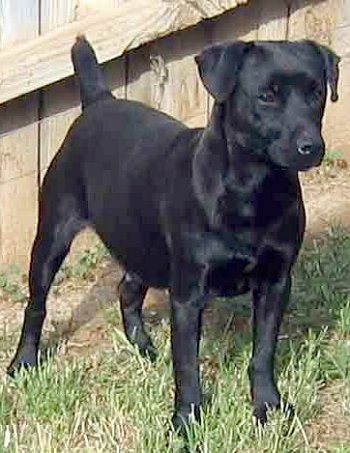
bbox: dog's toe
[252,404,269,426]
[252,400,295,426]
[139,343,158,362]
[171,405,201,437]
[7,348,38,377]
[128,330,158,362]
[7,358,36,377]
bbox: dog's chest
[216,187,255,230]
[187,229,256,274]
[188,173,300,290]
[216,170,299,231]
[185,230,255,296]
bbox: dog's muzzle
[295,135,325,170]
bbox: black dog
[8,36,339,432]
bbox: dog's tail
[71,35,113,109]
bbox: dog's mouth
[291,149,325,172]
[277,158,323,172]
[267,144,325,172]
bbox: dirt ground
[302,164,350,236]
[0,163,349,448]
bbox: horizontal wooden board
[0,0,248,105]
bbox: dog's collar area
[225,134,276,172]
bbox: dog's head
[195,40,340,171]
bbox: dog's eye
[258,84,279,104]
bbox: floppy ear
[308,42,341,102]
[195,42,251,103]
[319,45,340,102]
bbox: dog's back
[41,36,199,286]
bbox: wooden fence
[0,0,349,270]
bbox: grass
[0,265,27,304]
[0,243,109,303]
[0,226,349,451]
[322,149,344,167]
[52,242,109,293]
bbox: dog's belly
[100,228,171,288]
[206,261,251,297]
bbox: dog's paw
[7,350,37,377]
[138,342,158,362]
[252,400,294,426]
[7,359,35,377]
[171,406,201,437]
[127,330,158,362]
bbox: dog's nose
[297,138,323,156]
[297,142,313,155]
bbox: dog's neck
[192,104,299,229]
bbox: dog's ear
[308,42,341,102]
[318,44,340,102]
[195,42,251,103]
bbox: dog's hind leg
[7,196,85,376]
[118,272,157,361]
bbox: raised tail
[71,35,113,109]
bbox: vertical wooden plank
[327,0,350,158]
[0,0,39,47]
[152,25,210,127]
[210,1,260,43]
[0,0,39,269]
[319,0,350,159]
[288,0,337,44]
[257,0,289,40]
[126,43,153,106]
[127,24,210,128]
[40,0,79,34]
[104,57,127,99]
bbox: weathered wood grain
[0,0,248,105]
[0,1,39,269]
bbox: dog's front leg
[170,262,207,434]
[171,298,203,432]
[249,274,292,425]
